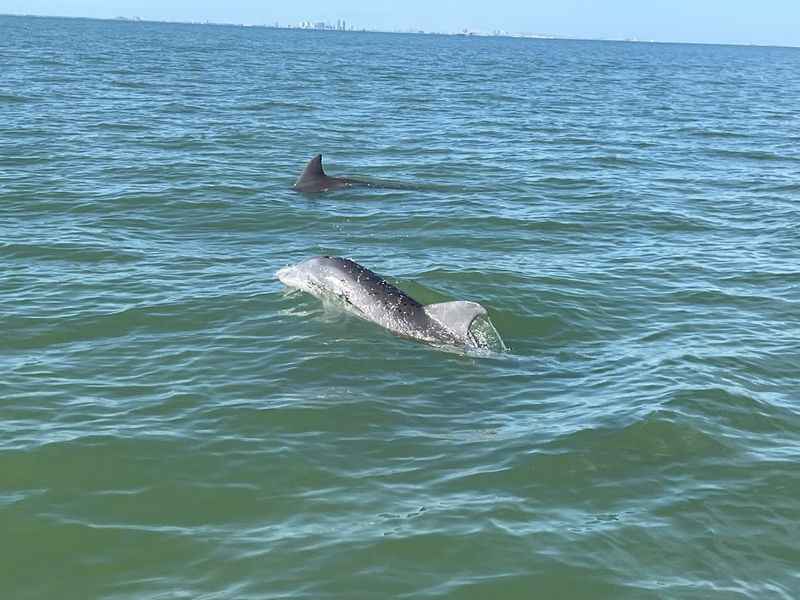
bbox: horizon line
[2,12,799,50]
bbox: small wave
[156,101,204,114]
[139,138,216,150]
[632,210,716,232]
[240,100,316,112]
[719,271,800,286]
[4,296,239,351]
[90,121,149,131]
[0,93,34,104]
[707,148,788,162]
[664,387,792,435]
[546,414,732,465]
[665,287,779,307]
[0,242,142,264]
[525,176,601,189]
[592,154,652,168]
[437,414,732,494]
[110,79,148,89]
[0,156,48,166]
[686,128,751,139]
[753,182,800,194]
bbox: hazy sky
[6,0,800,46]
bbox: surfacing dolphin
[292,154,416,193]
[277,256,505,350]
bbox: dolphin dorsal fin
[294,154,326,188]
[424,301,487,340]
[302,154,326,178]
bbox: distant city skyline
[4,1,800,47]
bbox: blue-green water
[2,14,800,599]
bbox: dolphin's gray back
[316,257,425,318]
[308,257,458,342]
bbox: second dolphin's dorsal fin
[304,154,326,177]
[424,301,487,341]
[294,154,326,188]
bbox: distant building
[297,19,351,31]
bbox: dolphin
[292,154,367,193]
[292,154,421,193]
[277,256,504,349]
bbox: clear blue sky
[6,0,800,46]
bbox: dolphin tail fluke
[424,301,487,341]
[294,154,326,188]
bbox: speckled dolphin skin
[277,256,490,347]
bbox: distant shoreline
[2,12,798,50]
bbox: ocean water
[2,14,800,599]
